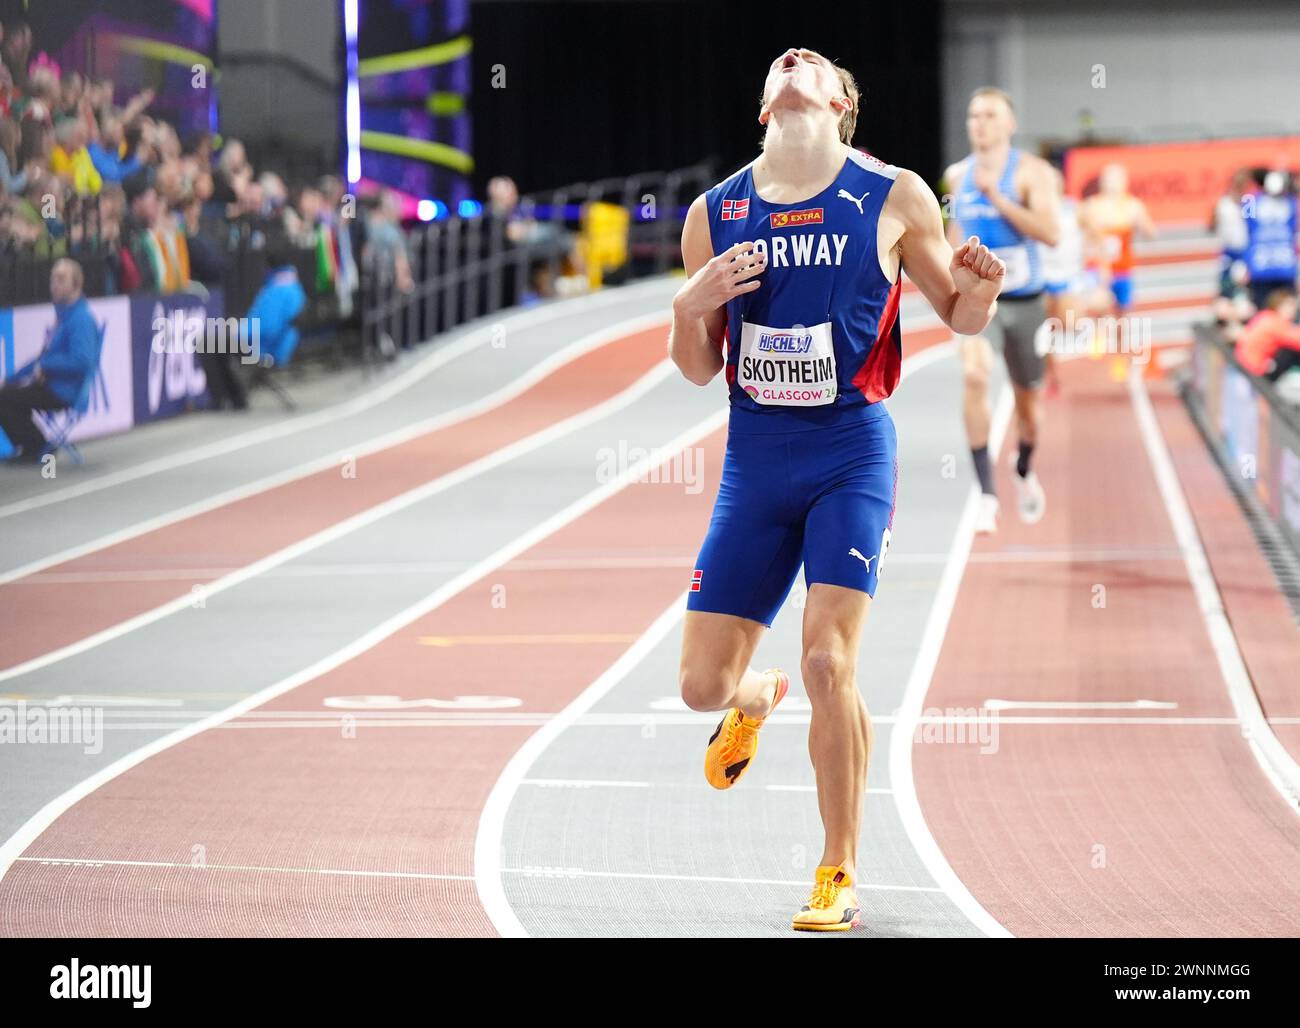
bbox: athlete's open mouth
[781,54,799,71]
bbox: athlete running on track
[1080,162,1155,317]
[943,88,1060,534]
[668,47,1005,932]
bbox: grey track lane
[499,347,1009,938]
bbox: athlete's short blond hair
[969,86,1015,115]
[832,63,860,145]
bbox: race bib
[737,320,838,407]
[996,244,1032,292]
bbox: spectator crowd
[1211,166,1300,392]
[0,16,361,314]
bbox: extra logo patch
[720,198,749,221]
[769,207,823,229]
[690,569,703,592]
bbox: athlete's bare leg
[960,334,994,448]
[679,610,780,718]
[1012,382,1040,445]
[802,582,874,878]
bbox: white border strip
[1128,372,1300,813]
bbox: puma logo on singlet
[848,547,877,571]
[837,189,869,214]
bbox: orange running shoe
[791,863,862,932]
[702,668,789,790]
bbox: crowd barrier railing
[1185,322,1300,568]
[359,163,714,361]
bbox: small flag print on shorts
[690,569,703,592]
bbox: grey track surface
[1,274,1009,937]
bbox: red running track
[914,357,1300,936]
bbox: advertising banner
[130,290,219,424]
[1065,136,1300,225]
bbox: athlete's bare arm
[990,153,1060,247]
[1134,197,1157,239]
[883,169,1005,336]
[668,194,766,386]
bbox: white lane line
[0,309,671,587]
[0,351,678,684]
[888,383,1016,941]
[15,856,475,882]
[13,856,941,893]
[13,545,1194,586]
[984,699,1178,711]
[475,343,959,938]
[0,405,731,920]
[17,555,701,585]
[14,716,1278,730]
[0,278,675,521]
[500,867,943,892]
[1129,371,1300,814]
[521,779,651,788]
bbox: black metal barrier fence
[359,164,714,360]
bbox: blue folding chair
[37,323,106,466]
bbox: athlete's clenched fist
[950,235,1005,303]
[672,241,767,319]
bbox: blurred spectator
[486,173,582,300]
[1242,170,1298,310]
[1,20,32,93]
[88,113,145,184]
[0,258,102,463]
[0,116,30,193]
[319,174,358,317]
[1236,288,1300,382]
[248,243,307,368]
[362,190,414,294]
[0,63,16,118]
[1213,170,1254,298]
[50,116,101,196]
[123,172,191,294]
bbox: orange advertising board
[1064,136,1300,225]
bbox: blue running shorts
[687,402,898,627]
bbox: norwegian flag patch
[720,198,749,221]
[690,569,704,592]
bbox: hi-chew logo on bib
[738,321,837,406]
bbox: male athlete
[668,48,1005,931]
[1080,163,1156,316]
[943,88,1060,533]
